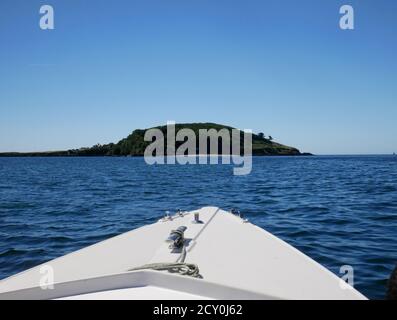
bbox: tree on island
[0,123,305,157]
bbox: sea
[0,155,396,299]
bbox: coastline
[0,152,314,157]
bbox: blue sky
[0,0,396,154]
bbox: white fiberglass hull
[0,207,366,300]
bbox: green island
[0,123,311,157]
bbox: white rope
[176,245,187,263]
[129,262,202,278]
[129,227,202,278]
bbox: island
[0,123,311,157]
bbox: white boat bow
[0,207,367,300]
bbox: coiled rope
[128,225,202,278]
[128,243,202,278]
[129,262,201,278]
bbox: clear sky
[0,0,396,154]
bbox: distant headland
[0,123,311,157]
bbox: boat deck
[0,207,366,300]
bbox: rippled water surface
[0,156,396,299]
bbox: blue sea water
[0,156,396,299]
